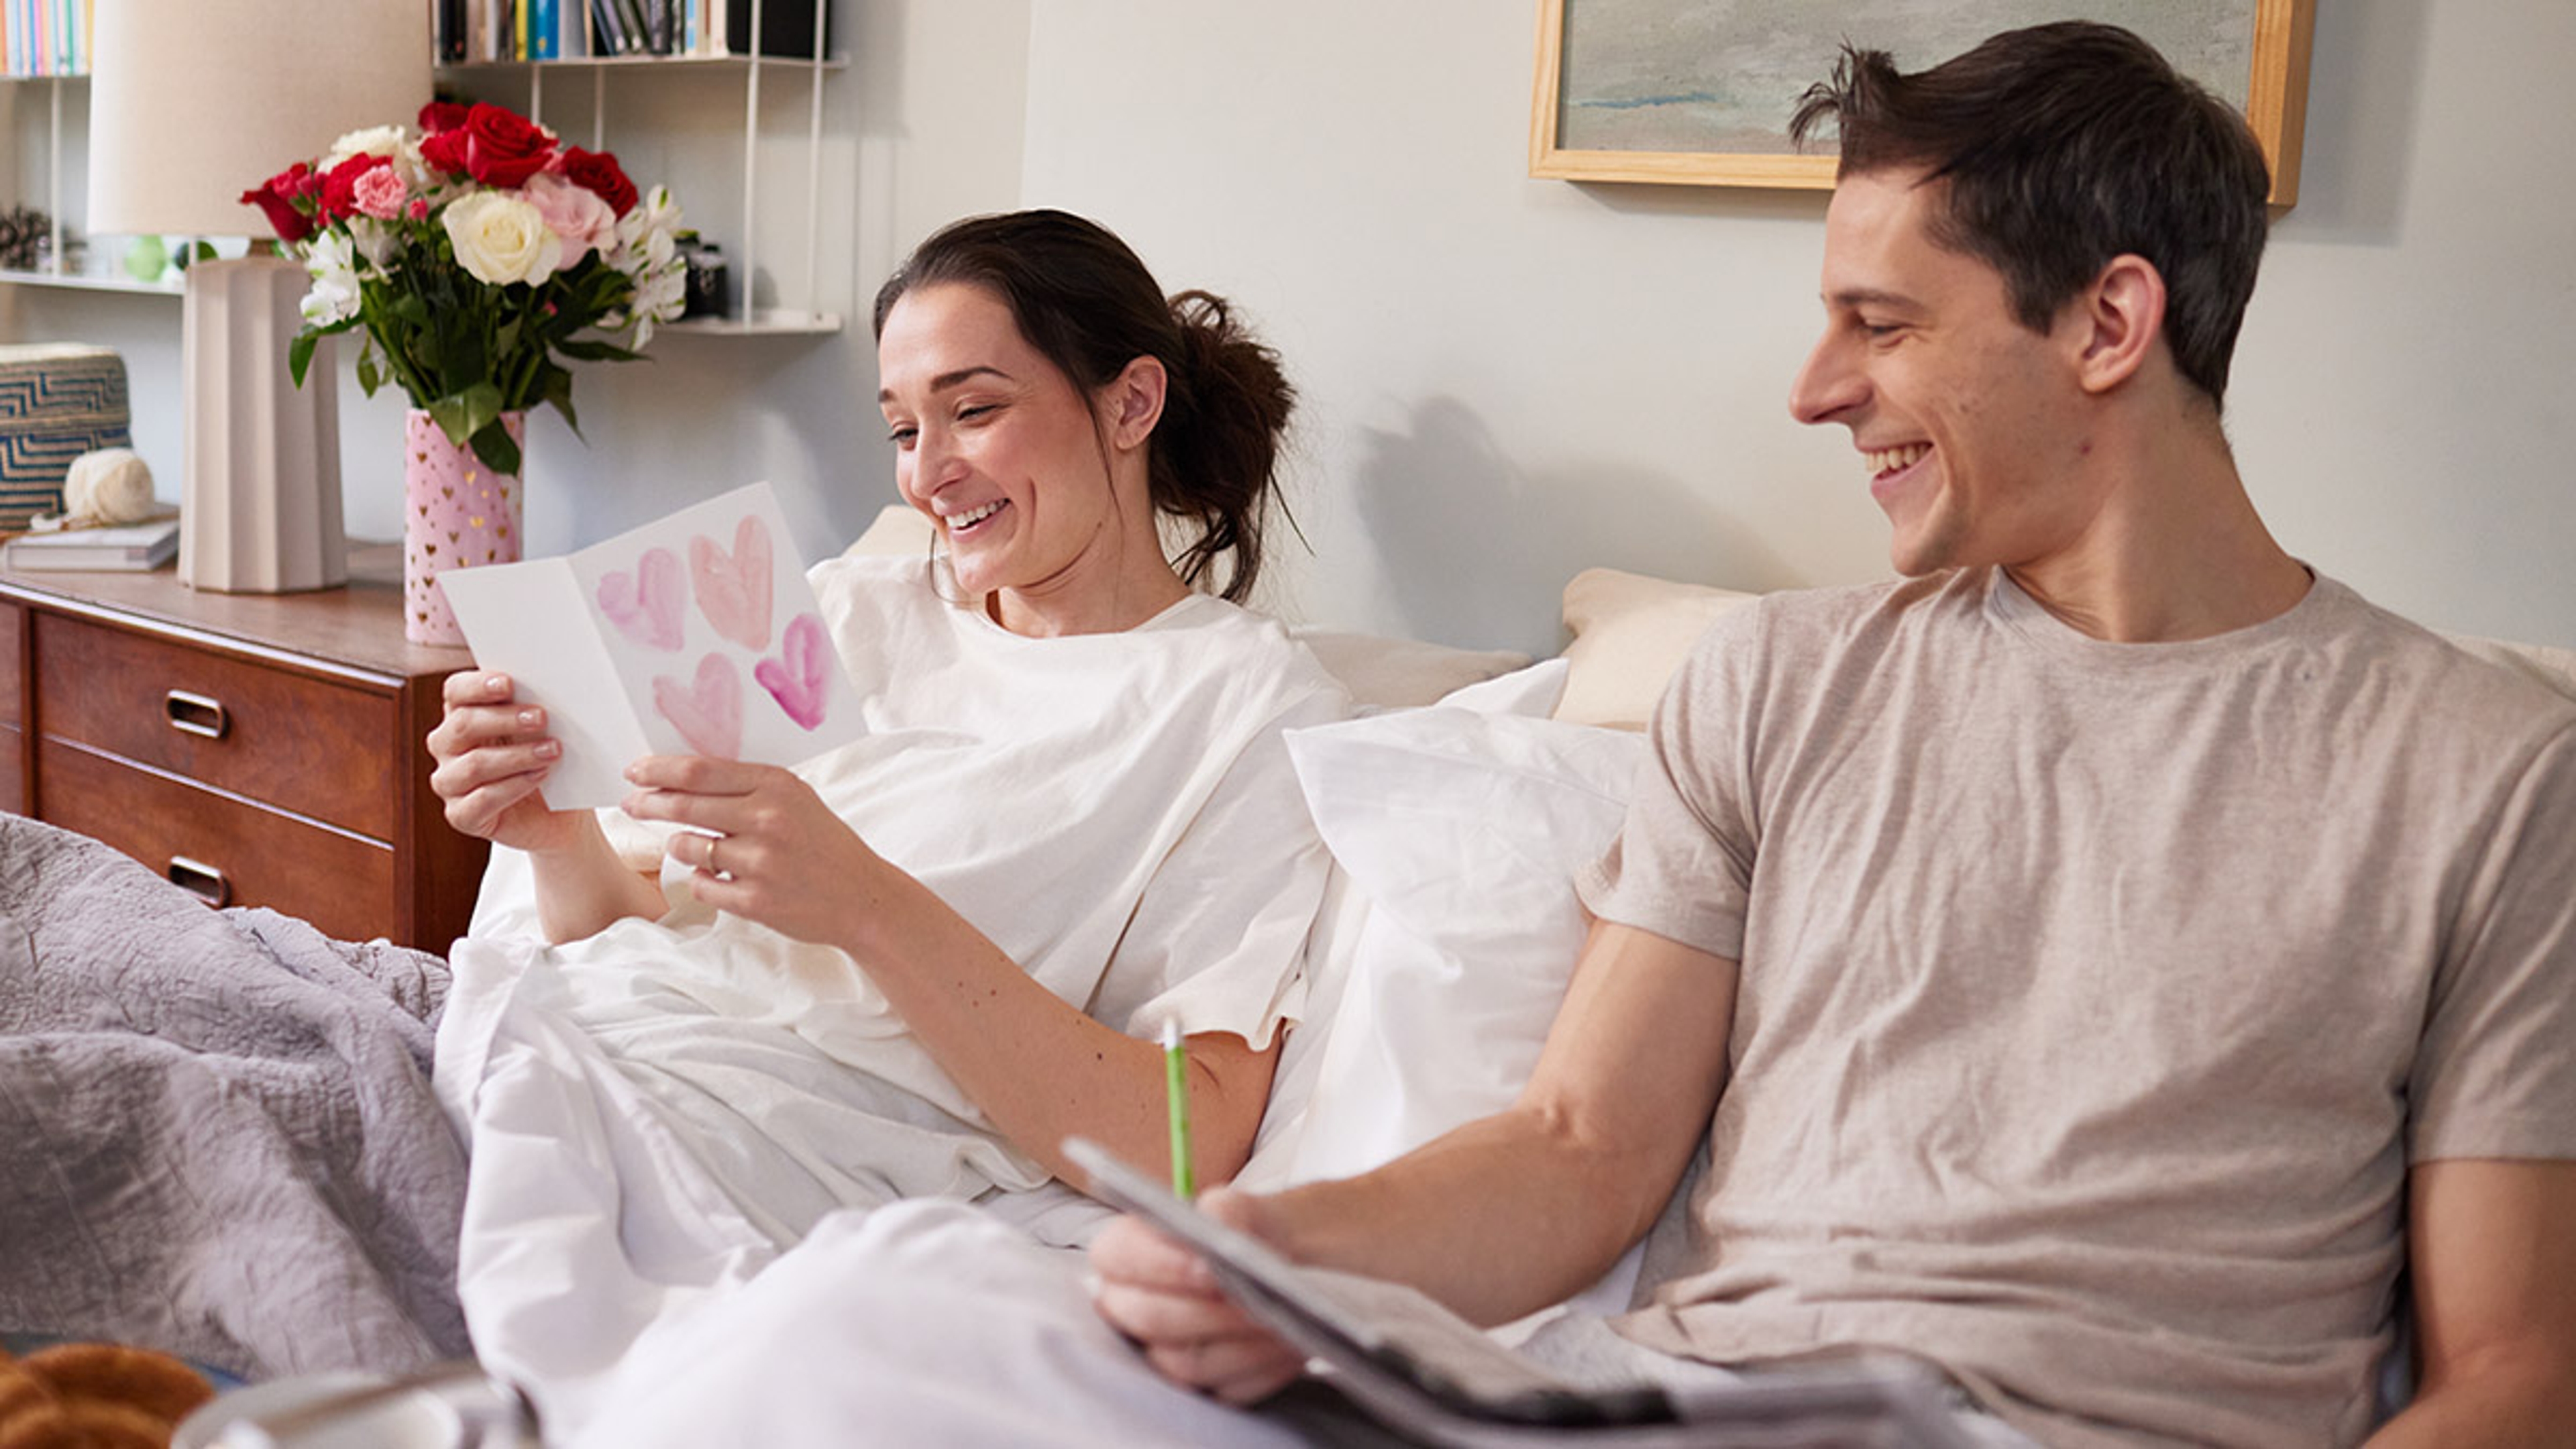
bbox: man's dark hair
[1789,21,2271,406]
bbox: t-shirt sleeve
[1576,606,1762,962]
[1087,684,1349,1050]
[2410,719,2576,1163]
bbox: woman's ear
[2070,254,2167,396]
[1102,356,1167,449]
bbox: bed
[7,506,2573,1400]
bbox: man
[1093,21,2576,1447]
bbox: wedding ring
[706,835,724,876]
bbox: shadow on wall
[1349,396,1794,651]
[2274,0,2426,248]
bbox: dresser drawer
[34,613,399,840]
[38,741,396,941]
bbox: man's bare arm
[2365,1158,2576,1447]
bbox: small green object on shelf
[121,235,167,284]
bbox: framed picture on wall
[1529,0,2316,207]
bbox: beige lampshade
[87,0,433,239]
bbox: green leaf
[288,332,318,388]
[457,380,506,441]
[470,419,523,477]
[426,395,476,447]
[543,366,580,438]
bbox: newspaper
[1066,1140,1975,1448]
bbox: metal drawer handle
[166,855,231,908]
[164,689,229,739]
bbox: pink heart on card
[755,612,833,731]
[653,652,744,759]
[691,515,773,653]
[597,546,687,651]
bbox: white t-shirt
[1581,568,2576,1448]
[435,553,1348,1426]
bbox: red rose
[462,102,555,189]
[419,100,471,135]
[318,153,380,221]
[239,162,316,243]
[557,146,638,218]
[420,127,470,175]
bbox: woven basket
[0,343,133,531]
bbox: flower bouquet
[242,100,688,477]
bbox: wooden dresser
[0,544,490,953]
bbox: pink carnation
[408,197,430,221]
[352,164,409,221]
[519,171,617,268]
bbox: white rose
[300,230,360,326]
[442,191,563,286]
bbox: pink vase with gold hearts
[403,409,525,645]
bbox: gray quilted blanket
[0,815,470,1379]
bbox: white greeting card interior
[441,481,867,810]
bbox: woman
[425,209,1347,1432]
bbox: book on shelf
[720,0,823,59]
[1063,1139,1978,1449]
[3,516,178,572]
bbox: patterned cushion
[0,343,132,530]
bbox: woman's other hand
[621,756,885,949]
[427,671,586,855]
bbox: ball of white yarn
[64,447,156,524]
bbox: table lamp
[86,0,431,592]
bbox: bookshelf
[437,47,848,336]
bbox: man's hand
[1090,1190,1307,1405]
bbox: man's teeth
[949,500,1003,529]
[1867,444,1929,474]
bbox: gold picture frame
[1529,0,2316,207]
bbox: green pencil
[1162,1019,1195,1201]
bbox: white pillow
[1275,707,1644,1185]
[1238,661,1568,1189]
[1555,567,1759,731]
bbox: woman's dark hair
[872,209,1296,602]
[1790,21,2271,407]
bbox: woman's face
[877,282,1167,631]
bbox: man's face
[1788,169,2099,578]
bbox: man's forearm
[2365,1350,2576,1449]
[1262,1106,1684,1328]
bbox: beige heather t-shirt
[1578,568,2576,1448]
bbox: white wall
[12,2,2572,657]
[1017,1,2576,655]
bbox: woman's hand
[1088,1192,1307,1405]
[427,671,588,855]
[621,755,886,950]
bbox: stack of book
[3,516,176,572]
[3,0,91,78]
[434,0,824,63]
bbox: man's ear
[2068,254,2167,396]
[1102,356,1167,449]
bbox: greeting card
[439,482,867,810]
